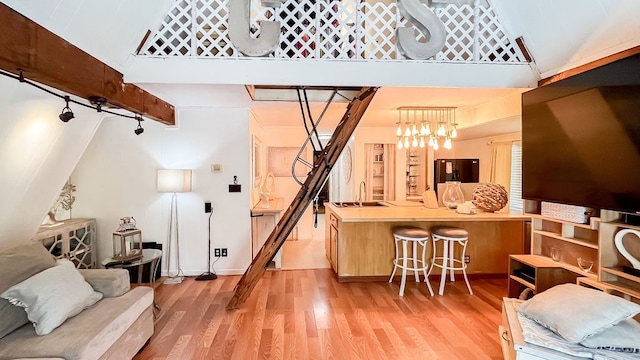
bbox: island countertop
[324,201,530,281]
[325,202,530,222]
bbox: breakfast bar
[325,201,530,282]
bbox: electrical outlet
[214,248,221,257]
[205,201,212,213]
[464,255,470,264]
[221,248,228,257]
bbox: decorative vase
[442,181,464,209]
[614,229,640,271]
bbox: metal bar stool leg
[420,239,434,296]
[449,239,455,282]
[413,240,420,283]
[389,234,399,283]
[439,238,449,296]
[399,240,409,296]
[461,240,473,295]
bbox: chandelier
[396,107,458,150]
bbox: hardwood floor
[135,270,507,360]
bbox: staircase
[227,86,377,309]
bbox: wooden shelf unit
[598,220,640,302]
[508,254,595,298]
[525,200,601,276]
[405,148,426,198]
[365,143,390,201]
[516,201,640,306]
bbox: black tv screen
[522,61,640,214]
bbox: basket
[540,202,596,224]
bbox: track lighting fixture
[2,69,148,134]
[134,115,144,135]
[59,96,74,122]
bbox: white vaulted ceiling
[3,0,640,137]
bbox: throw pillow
[0,241,56,339]
[0,258,103,335]
[518,283,640,343]
[580,318,640,353]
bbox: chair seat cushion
[393,226,429,239]
[431,226,469,239]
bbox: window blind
[509,143,523,213]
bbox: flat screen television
[522,54,640,214]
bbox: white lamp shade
[157,169,192,193]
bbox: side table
[102,248,162,316]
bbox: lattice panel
[276,0,317,58]
[69,225,94,269]
[141,0,525,63]
[475,5,520,62]
[141,0,193,56]
[317,1,358,59]
[435,4,475,61]
[358,2,397,60]
[193,0,236,56]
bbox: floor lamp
[157,169,192,284]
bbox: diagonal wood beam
[0,3,174,125]
[538,45,640,87]
[227,86,378,310]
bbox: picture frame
[252,135,262,188]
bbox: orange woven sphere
[472,183,508,212]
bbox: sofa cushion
[1,259,103,335]
[0,286,153,360]
[79,268,130,298]
[0,241,56,339]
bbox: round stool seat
[393,226,430,239]
[431,226,469,239]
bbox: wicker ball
[472,183,508,212]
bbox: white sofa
[0,242,154,360]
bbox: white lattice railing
[141,0,526,63]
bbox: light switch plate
[211,164,222,173]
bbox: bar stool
[428,226,473,295]
[389,226,434,296]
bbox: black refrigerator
[434,159,479,184]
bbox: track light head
[134,115,144,135]
[59,96,74,122]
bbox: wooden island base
[325,203,529,282]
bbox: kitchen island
[325,201,530,282]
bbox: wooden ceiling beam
[0,3,174,125]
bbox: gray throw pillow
[1,259,103,335]
[0,241,56,339]
[518,283,640,343]
[580,318,640,353]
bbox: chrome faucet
[358,181,366,207]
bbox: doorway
[280,213,329,269]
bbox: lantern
[112,217,143,262]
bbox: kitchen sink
[331,201,388,208]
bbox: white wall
[0,76,102,249]
[72,107,252,275]
[260,126,316,240]
[249,110,264,207]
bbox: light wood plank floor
[135,270,507,360]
